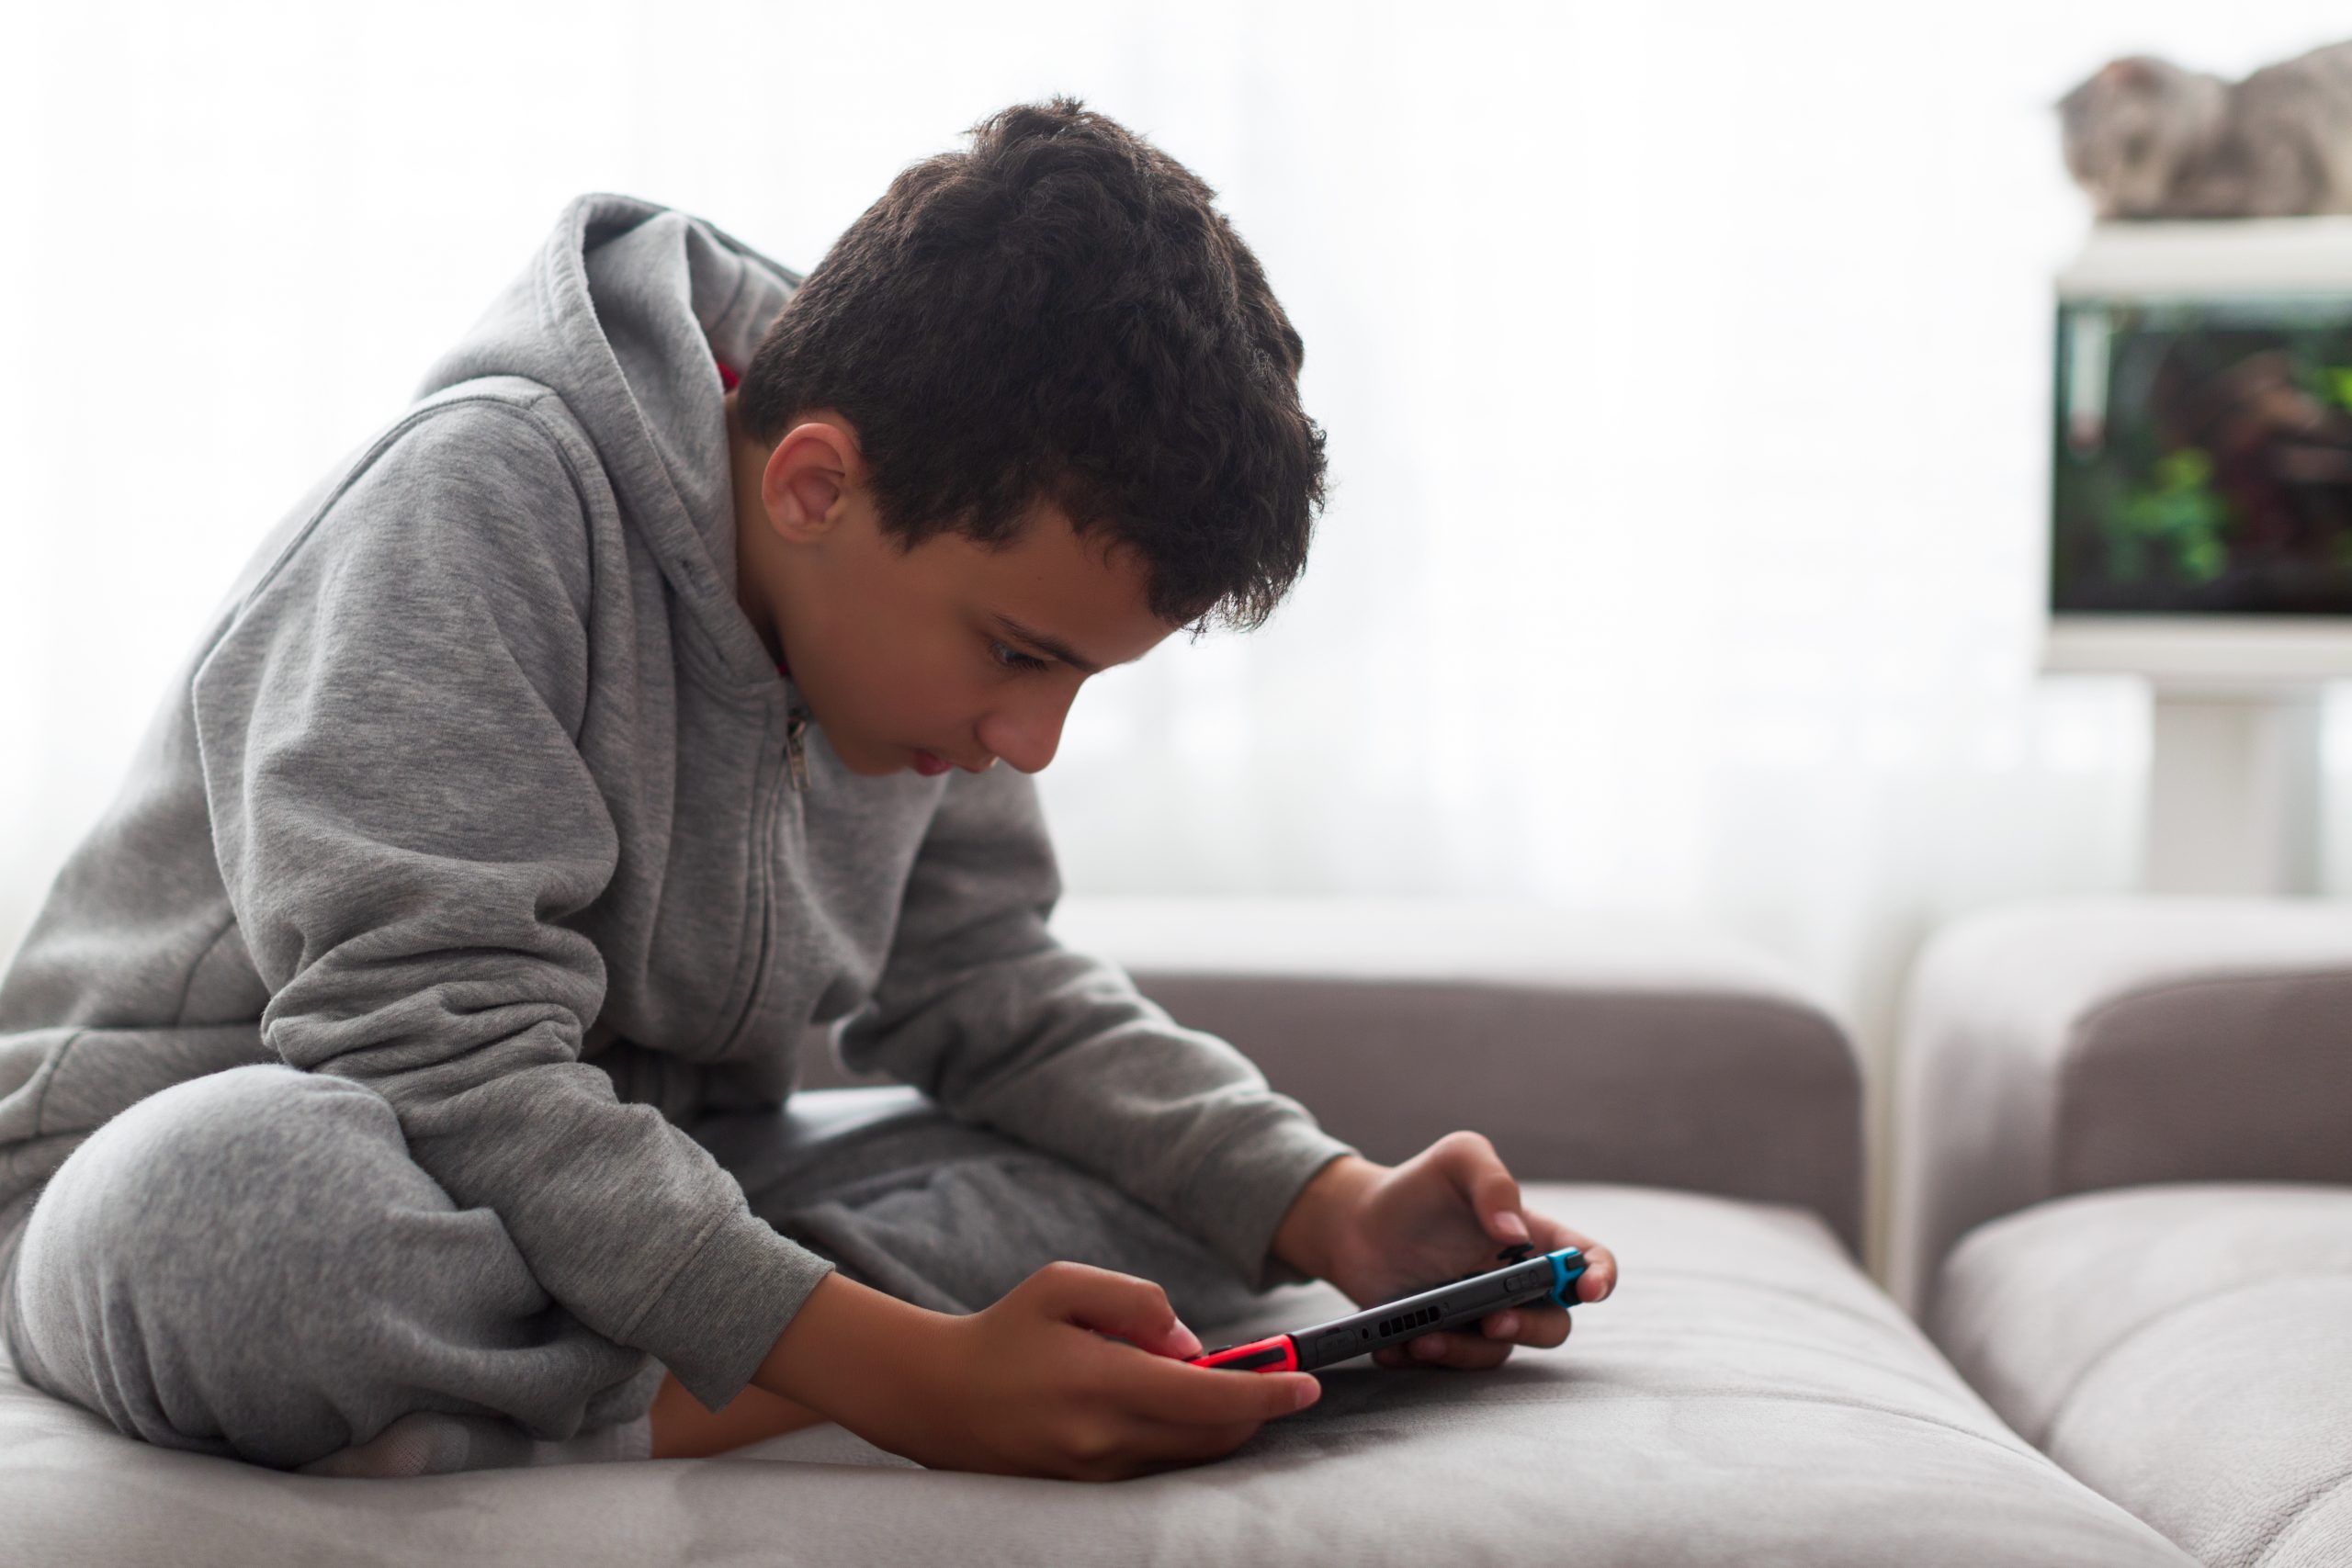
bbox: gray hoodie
[0,193,1353,1411]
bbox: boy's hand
[1272,1136,1619,1371]
[763,1263,1319,1483]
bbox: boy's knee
[5,1064,435,1448]
[11,1064,423,1354]
[32,1064,400,1256]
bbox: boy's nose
[978,699,1069,774]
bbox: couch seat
[0,1181,2197,1567]
[1929,1182,2352,1568]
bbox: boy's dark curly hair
[738,96,1327,635]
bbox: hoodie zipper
[785,706,812,793]
[712,736,781,1058]
[714,701,797,1057]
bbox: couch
[0,897,2201,1566]
[1891,897,2352,1568]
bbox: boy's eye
[989,640,1052,672]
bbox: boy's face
[729,396,1176,778]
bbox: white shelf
[2058,218,2352,299]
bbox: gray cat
[2059,40,2352,220]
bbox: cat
[2058,39,2352,220]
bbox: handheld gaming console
[1186,1243,1591,1372]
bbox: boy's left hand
[1269,1134,1618,1371]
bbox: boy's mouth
[910,749,953,776]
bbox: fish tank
[2045,218,2352,682]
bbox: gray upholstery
[1929,1184,2352,1568]
[808,897,1867,1256]
[1887,897,2352,1318]
[0,1181,2193,1567]
[0,897,2194,1564]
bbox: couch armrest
[1888,896,2352,1316]
[798,896,1861,1255]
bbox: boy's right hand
[764,1262,1319,1482]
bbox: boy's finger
[1435,1132,1529,1245]
[1037,1262,1202,1354]
[1528,1215,1618,1302]
[1128,1356,1322,1426]
[1386,1331,1515,1371]
[1484,1305,1571,1348]
[1569,1244,1617,1303]
[1430,1332,1515,1369]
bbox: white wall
[6,0,2352,1275]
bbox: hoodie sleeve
[190,398,831,1412]
[832,764,1359,1292]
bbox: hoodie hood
[413,193,802,690]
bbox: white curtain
[7,2,2352,1171]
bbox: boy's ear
[761,416,864,542]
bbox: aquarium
[2053,290,2352,615]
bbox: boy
[0,98,1614,1483]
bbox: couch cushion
[1889,897,2352,1317]
[1929,1182,2352,1568]
[0,1182,2189,1567]
[843,897,1869,1253]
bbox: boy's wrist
[750,1269,946,1424]
[752,1156,1389,1412]
[1270,1153,1383,1282]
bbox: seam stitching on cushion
[2251,1463,2352,1568]
[1152,979,1849,1043]
[2040,1271,2352,1447]
[1464,1384,2066,1476]
[1622,1267,1908,1337]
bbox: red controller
[1186,1334,1299,1372]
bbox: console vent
[1377,1304,1444,1337]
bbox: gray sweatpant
[0,1063,1267,1472]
